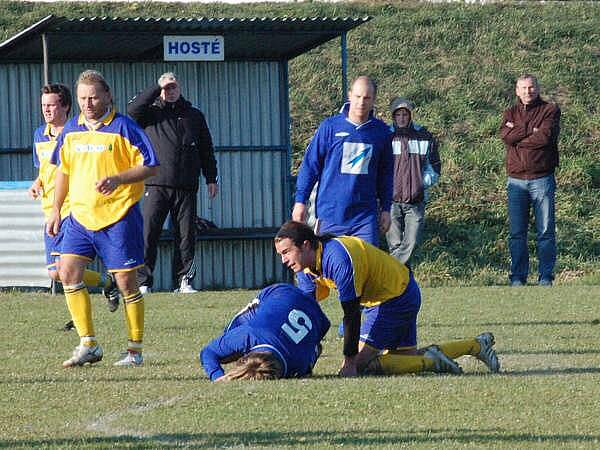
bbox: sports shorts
[359,273,421,351]
[60,204,144,272]
[44,218,68,270]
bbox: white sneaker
[63,344,103,368]
[476,332,500,373]
[423,345,463,374]
[176,278,198,294]
[139,285,151,295]
[114,351,143,367]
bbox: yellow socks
[437,339,480,359]
[63,282,96,345]
[123,291,144,352]
[81,269,102,288]
[377,350,435,374]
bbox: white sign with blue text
[163,36,224,61]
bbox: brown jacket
[391,123,441,203]
[500,97,560,180]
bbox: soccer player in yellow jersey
[28,83,120,318]
[274,221,500,377]
[47,70,159,367]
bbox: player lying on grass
[200,283,330,381]
[274,221,500,377]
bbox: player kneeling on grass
[274,221,501,377]
[200,283,330,381]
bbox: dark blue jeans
[507,174,556,283]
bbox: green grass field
[1,286,599,449]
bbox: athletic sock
[82,269,102,288]
[80,336,98,348]
[437,339,480,359]
[123,291,144,351]
[63,282,95,343]
[378,350,434,374]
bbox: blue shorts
[317,216,379,246]
[44,218,68,270]
[359,274,421,350]
[60,204,144,272]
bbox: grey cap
[390,97,415,114]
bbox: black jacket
[127,84,218,191]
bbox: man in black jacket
[128,72,218,293]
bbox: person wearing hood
[292,76,393,246]
[128,72,218,294]
[386,97,441,265]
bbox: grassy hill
[1,1,598,286]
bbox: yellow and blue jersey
[299,236,411,307]
[33,124,70,220]
[200,284,331,381]
[50,110,158,230]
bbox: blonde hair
[221,351,283,381]
[77,70,110,92]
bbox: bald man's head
[347,76,377,124]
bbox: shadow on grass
[501,349,600,355]
[0,374,203,385]
[494,367,600,377]
[1,429,599,448]
[429,319,600,327]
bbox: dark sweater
[500,97,560,180]
[127,84,217,191]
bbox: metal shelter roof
[0,15,370,62]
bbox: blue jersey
[295,103,393,227]
[200,284,331,381]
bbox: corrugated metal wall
[0,189,49,287]
[0,61,291,290]
[0,62,284,148]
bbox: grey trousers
[386,201,425,264]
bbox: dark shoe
[423,345,463,374]
[103,273,120,312]
[62,320,75,332]
[363,355,384,375]
[538,278,553,287]
[475,332,500,373]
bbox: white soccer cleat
[139,285,151,295]
[423,345,463,374]
[63,344,103,368]
[103,273,120,312]
[177,278,198,294]
[476,332,500,373]
[114,351,143,367]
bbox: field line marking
[86,393,193,437]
